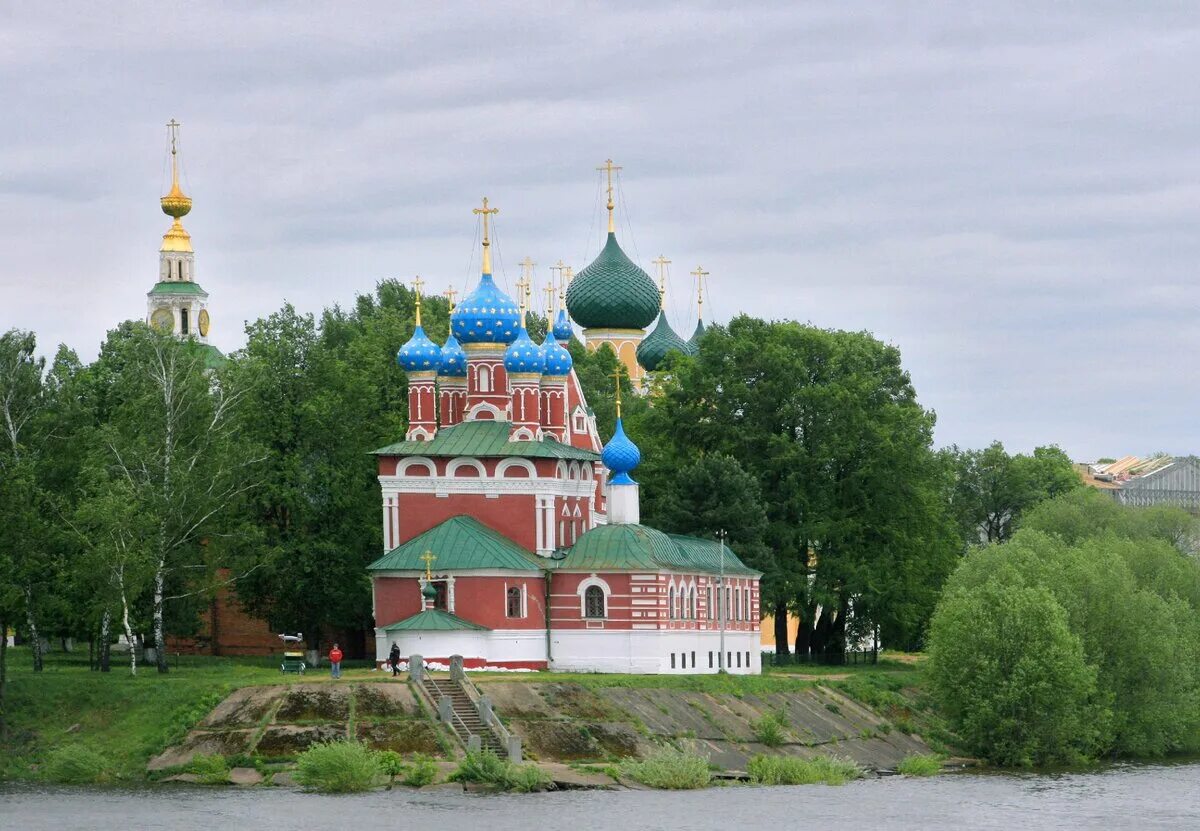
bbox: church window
[433,582,448,611]
[745,588,751,620]
[180,308,189,335]
[690,588,697,620]
[746,651,751,668]
[506,586,522,618]
[670,653,676,669]
[478,366,491,392]
[668,587,675,620]
[691,651,696,669]
[708,651,713,669]
[584,585,605,619]
[707,586,713,620]
[736,651,742,668]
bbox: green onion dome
[636,314,689,371]
[565,233,660,330]
[685,319,706,356]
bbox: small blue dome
[541,331,573,376]
[396,325,442,373]
[601,417,640,485]
[438,332,467,377]
[552,308,574,341]
[450,273,521,345]
[504,326,544,374]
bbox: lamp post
[717,529,727,674]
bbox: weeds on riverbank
[294,741,379,793]
[748,754,861,786]
[752,711,788,747]
[896,754,942,776]
[450,750,551,792]
[40,744,113,784]
[620,748,712,789]
[186,753,231,784]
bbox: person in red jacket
[329,644,343,679]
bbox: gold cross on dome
[420,550,437,581]
[473,197,500,273]
[544,284,556,317]
[597,158,622,232]
[611,367,624,419]
[443,287,458,312]
[519,256,536,281]
[652,255,671,306]
[515,275,529,317]
[691,266,709,316]
[411,276,425,325]
[166,119,181,154]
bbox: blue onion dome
[438,332,467,377]
[685,319,706,356]
[541,331,574,376]
[566,233,660,330]
[601,417,641,485]
[504,325,545,374]
[396,324,442,373]
[450,273,521,345]
[636,313,689,372]
[552,308,574,341]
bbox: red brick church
[368,193,761,674]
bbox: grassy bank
[0,648,380,782]
[0,648,943,784]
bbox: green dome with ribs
[566,233,660,330]
[637,313,690,371]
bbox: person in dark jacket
[388,642,401,677]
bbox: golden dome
[160,180,192,219]
[161,218,193,253]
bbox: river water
[2,763,1198,831]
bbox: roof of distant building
[368,515,543,572]
[550,524,759,576]
[372,420,600,461]
[380,608,490,632]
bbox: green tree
[927,578,1104,766]
[636,316,955,655]
[942,442,1080,545]
[88,324,261,673]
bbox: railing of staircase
[455,667,514,746]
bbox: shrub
[293,741,379,793]
[186,753,230,785]
[449,750,549,792]
[752,711,787,747]
[928,577,1104,766]
[376,750,406,789]
[747,754,861,786]
[402,754,439,787]
[896,754,942,777]
[621,748,711,790]
[41,744,112,784]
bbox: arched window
[478,365,491,392]
[707,586,713,620]
[745,588,751,621]
[584,585,605,619]
[668,587,675,620]
[506,586,522,618]
[691,588,698,621]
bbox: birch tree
[96,324,261,673]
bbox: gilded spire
[411,276,425,326]
[691,266,709,323]
[473,197,499,274]
[652,255,671,310]
[612,366,624,419]
[515,274,529,326]
[543,284,555,318]
[443,287,458,313]
[561,265,574,303]
[160,119,193,253]
[597,158,622,234]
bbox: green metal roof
[550,524,759,576]
[198,343,225,370]
[373,419,599,461]
[147,281,207,296]
[368,515,543,572]
[565,233,660,330]
[381,608,490,632]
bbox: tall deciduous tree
[637,316,956,655]
[91,324,261,673]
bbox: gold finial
[611,367,624,419]
[691,266,709,322]
[652,255,671,310]
[411,276,425,326]
[443,287,458,313]
[597,158,622,234]
[515,274,529,323]
[550,260,564,303]
[420,550,437,581]
[543,284,556,318]
[473,197,500,274]
[160,118,192,222]
[519,256,536,282]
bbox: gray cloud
[1,2,1197,459]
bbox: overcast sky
[2,3,1197,459]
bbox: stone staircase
[425,676,506,755]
